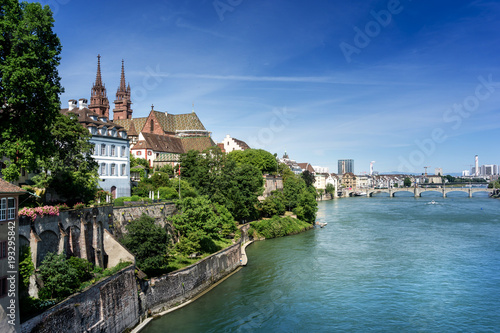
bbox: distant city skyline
[47,1,500,173]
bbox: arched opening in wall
[19,235,29,251]
[65,226,81,257]
[84,221,95,265]
[37,231,59,267]
[111,186,117,199]
[97,221,106,268]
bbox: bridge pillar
[469,188,472,198]
[443,188,446,198]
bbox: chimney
[78,98,88,110]
[68,99,77,111]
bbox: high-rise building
[338,159,354,174]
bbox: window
[92,144,97,155]
[150,119,154,132]
[0,241,6,259]
[121,164,126,176]
[101,163,106,176]
[148,151,152,156]
[7,198,15,220]
[111,145,116,157]
[136,151,141,156]
[111,164,116,176]
[121,146,126,157]
[101,144,106,156]
[0,198,6,221]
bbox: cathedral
[86,55,215,169]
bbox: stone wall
[111,202,177,238]
[19,206,114,269]
[21,265,139,333]
[140,241,242,314]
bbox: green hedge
[250,216,311,239]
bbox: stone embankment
[21,203,247,333]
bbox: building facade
[0,179,25,331]
[338,159,354,174]
[62,99,131,199]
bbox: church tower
[112,60,133,120]
[89,54,110,118]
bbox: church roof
[180,136,215,152]
[131,133,184,154]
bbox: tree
[120,214,169,276]
[404,177,412,187]
[170,196,237,255]
[260,191,286,218]
[179,147,263,221]
[283,174,306,211]
[325,183,336,196]
[0,1,63,181]
[229,149,277,174]
[301,170,315,188]
[32,113,99,203]
[294,187,318,223]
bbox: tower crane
[423,166,431,176]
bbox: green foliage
[130,153,150,170]
[260,191,286,218]
[325,183,336,196]
[38,253,91,301]
[179,147,262,221]
[170,196,237,255]
[404,177,412,187]
[250,216,311,239]
[488,180,500,189]
[301,170,316,188]
[293,187,318,223]
[229,149,278,174]
[31,113,99,203]
[156,164,174,176]
[19,246,34,295]
[0,0,63,181]
[283,174,306,210]
[120,214,169,276]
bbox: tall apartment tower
[89,55,110,119]
[338,159,354,174]
[475,155,479,177]
[112,60,133,120]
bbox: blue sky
[43,0,500,174]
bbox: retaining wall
[140,241,242,315]
[21,265,139,333]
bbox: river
[143,194,500,332]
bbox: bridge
[342,187,493,198]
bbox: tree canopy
[228,149,277,174]
[32,113,99,203]
[179,147,263,221]
[0,1,63,181]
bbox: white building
[63,99,131,199]
[220,134,250,153]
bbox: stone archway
[111,186,117,199]
[37,230,59,266]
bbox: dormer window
[119,131,127,139]
[100,127,107,135]
[110,128,117,137]
[99,117,107,122]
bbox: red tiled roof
[0,178,26,194]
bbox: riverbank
[249,216,313,239]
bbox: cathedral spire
[95,54,103,87]
[89,54,109,119]
[118,59,126,92]
[113,59,133,120]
